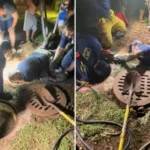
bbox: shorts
[23,10,37,32]
[0,18,13,32]
[58,20,65,27]
[61,49,74,70]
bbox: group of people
[0,0,39,53]
[0,0,74,100]
[76,0,150,83]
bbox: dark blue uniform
[76,33,102,82]
[59,33,74,70]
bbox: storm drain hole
[32,102,36,106]
[140,95,149,98]
[136,98,141,100]
[119,82,124,84]
[118,85,123,87]
[35,104,39,108]
[44,106,51,111]
[39,107,42,110]
[29,99,33,103]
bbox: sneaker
[139,19,144,23]
[115,32,125,39]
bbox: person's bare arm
[125,50,143,62]
[53,46,64,61]
[11,11,18,28]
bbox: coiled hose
[52,119,131,150]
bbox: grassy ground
[10,117,73,150]
[76,89,150,149]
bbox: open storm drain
[113,70,150,106]
[26,84,67,117]
[0,101,17,139]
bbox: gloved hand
[114,56,126,64]
[101,50,115,63]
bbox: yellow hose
[118,105,130,150]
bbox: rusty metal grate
[26,84,67,117]
[113,70,150,106]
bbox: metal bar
[40,0,46,41]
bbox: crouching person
[76,33,111,84]
[0,41,12,100]
[8,50,50,82]
[50,14,74,81]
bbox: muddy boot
[115,32,125,39]
[0,92,12,100]
[139,9,145,23]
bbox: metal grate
[26,84,67,117]
[113,70,150,106]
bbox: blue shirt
[17,52,49,81]
[59,33,72,49]
[76,34,102,81]
[59,8,67,21]
[139,45,150,57]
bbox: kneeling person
[76,33,111,83]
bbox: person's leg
[8,28,16,48]
[31,15,37,41]
[96,10,114,49]
[139,9,145,23]
[26,31,30,41]
[7,18,16,48]
[112,11,126,36]
[23,11,32,42]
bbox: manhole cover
[113,70,150,106]
[26,84,67,117]
[0,100,17,139]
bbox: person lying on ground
[76,33,112,84]
[50,14,74,80]
[114,40,150,66]
[23,0,39,43]
[0,1,18,53]
[8,49,51,83]
[0,41,12,100]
